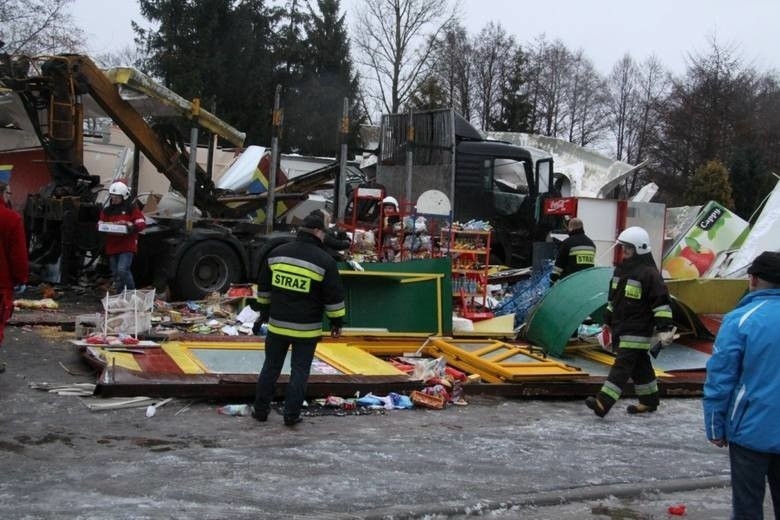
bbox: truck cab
[374,109,559,268]
[454,139,556,266]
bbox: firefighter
[550,217,596,284]
[380,196,401,261]
[252,210,346,426]
[97,181,146,293]
[380,196,401,231]
[586,226,674,417]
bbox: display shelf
[441,228,492,316]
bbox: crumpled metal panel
[524,267,613,356]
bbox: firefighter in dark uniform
[252,210,346,426]
[550,217,596,284]
[586,226,675,417]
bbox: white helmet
[108,181,130,200]
[382,196,399,210]
[617,226,651,254]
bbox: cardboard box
[98,222,129,234]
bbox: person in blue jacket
[703,250,780,519]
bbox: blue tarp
[493,261,554,328]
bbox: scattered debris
[216,404,251,416]
[28,382,96,396]
[78,396,161,411]
[145,397,173,417]
[58,361,96,377]
[13,298,59,310]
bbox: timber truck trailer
[0,53,338,299]
[375,109,561,267]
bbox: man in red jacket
[97,181,146,293]
[0,181,29,356]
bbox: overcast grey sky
[70,0,780,75]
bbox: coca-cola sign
[543,197,577,215]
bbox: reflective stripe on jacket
[603,255,672,349]
[258,231,345,338]
[551,229,596,283]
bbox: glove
[650,326,677,359]
[598,325,613,352]
[13,284,26,295]
[330,324,342,338]
[657,327,677,347]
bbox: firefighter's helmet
[617,226,651,255]
[108,181,130,200]
[381,196,399,210]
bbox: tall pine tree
[135,0,280,146]
[284,0,364,156]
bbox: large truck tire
[173,240,242,300]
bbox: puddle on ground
[0,440,25,453]
[96,435,222,451]
[14,433,74,447]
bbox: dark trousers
[253,331,318,419]
[599,345,659,413]
[729,442,780,520]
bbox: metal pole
[185,98,200,233]
[336,97,349,223]
[206,100,217,180]
[266,85,282,234]
[449,108,456,218]
[405,109,414,207]
[131,146,140,198]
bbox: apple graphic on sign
[679,238,716,276]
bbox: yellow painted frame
[575,347,672,378]
[158,340,406,376]
[427,337,587,383]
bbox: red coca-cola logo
[543,197,577,215]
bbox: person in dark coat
[252,210,346,426]
[586,226,674,417]
[550,217,596,284]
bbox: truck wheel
[173,240,241,300]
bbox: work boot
[250,405,268,422]
[585,396,607,418]
[283,415,302,427]
[626,403,657,414]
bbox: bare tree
[427,22,472,119]
[520,34,548,134]
[93,45,147,69]
[0,0,83,55]
[627,55,668,166]
[564,49,607,146]
[471,22,516,130]
[352,0,459,116]
[530,38,572,138]
[606,54,638,161]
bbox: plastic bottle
[217,404,251,416]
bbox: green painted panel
[336,258,453,335]
[524,267,613,356]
